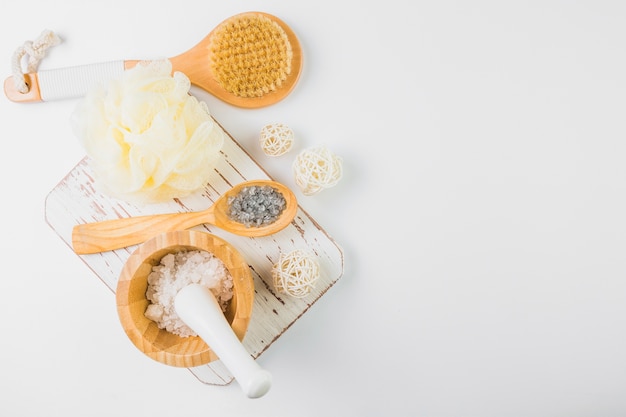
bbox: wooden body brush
[3,11,302,108]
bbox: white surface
[1,1,626,416]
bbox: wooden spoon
[4,11,302,108]
[72,180,298,254]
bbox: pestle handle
[174,284,272,399]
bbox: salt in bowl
[115,230,254,368]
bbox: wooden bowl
[116,230,254,368]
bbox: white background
[1,1,626,416]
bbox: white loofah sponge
[71,59,224,204]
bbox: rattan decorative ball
[292,145,343,195]
[259,123,294,156]
[272,249,320,298]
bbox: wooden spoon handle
[72,210,214,254]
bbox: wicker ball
[292,145,343,196]
[272,249,320,298]
[259,123,294,156]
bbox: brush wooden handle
[175,284,272,398]
[4,13,303,108]
[4,61,127,102]
[72,209,215,254]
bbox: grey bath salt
[227,185,287,227]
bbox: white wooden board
[44,119,344,386]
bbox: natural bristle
[209,14,293,98]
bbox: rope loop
[11,29,61,93]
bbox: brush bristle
[208,14,293,98]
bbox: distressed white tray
[44,119,344,386]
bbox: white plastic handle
[38,61,126,101]
[4,61,125,102]
[174,284,272,399]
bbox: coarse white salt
[145,250,234,337]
